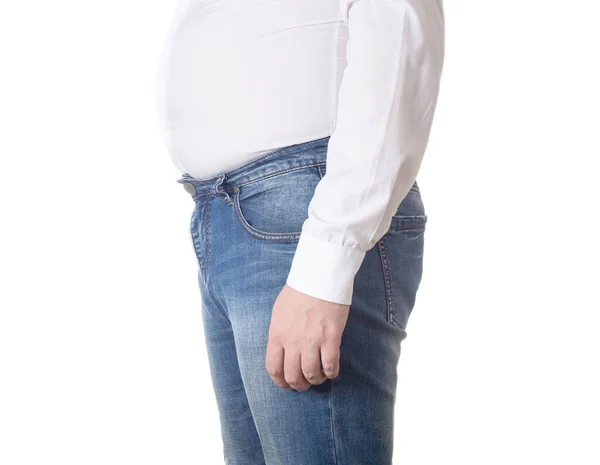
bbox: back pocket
[232,163,325,241]
[378,184,427,329]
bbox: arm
[285,0,445,306]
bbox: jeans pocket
[378,216,426,330]
[231,163,325,242]
[378,184,427,329]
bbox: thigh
[214,173,425,465]
[191,198,266,465]
[224,238,339,465]
[207,165,426,464]
[222,237,408,465]
[210,166,338,464]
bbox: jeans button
[182,182,196,195]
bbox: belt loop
[211,173,226,194]
[212,173,233,206]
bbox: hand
[265,284,350,391]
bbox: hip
[177,136,427,332]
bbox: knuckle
[308,375,326,385]
[285,376,300,386]
[267,372,291,389]
[322,360,336,371]
[267,366,282,377]
[302,335,323,347]
[323,363,339,378]
[268,334,283,345]
[292,381,309,392]
[304,371,319,382]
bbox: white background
[1,1,599,464]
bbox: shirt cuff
[285,231,367,306]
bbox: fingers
[265,342,292,390]
[267,342,336,392]
[320,341,340,379]
[301,345,328,386]
[284,348,311,392]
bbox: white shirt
[156,0,445,306]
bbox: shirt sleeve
[285,0,445,306]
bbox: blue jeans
[176,136,427,465]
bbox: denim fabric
[176,136,427,465]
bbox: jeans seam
[318,163,325,179]
[328,379,339,464]
[193,162,327,199]
[204,195,211,287]
[389,219,427,232]
[377,237,398,328]
[236,163,324,190]
[189,203,209,289]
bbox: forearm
[286,0,445,305]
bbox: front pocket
[232,164,325,241]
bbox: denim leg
[223,237,404,465]
[199,279,266,464]
[193,198,266,465]
[225,239,338,465]
[181,137,424,464]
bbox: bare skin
[266,284,350,391]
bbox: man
[156,0,444,463]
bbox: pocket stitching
[317,163,325,179]
[234,162,326,190]
[231,163,327,241]
[232,187,303,241]
[189,200,208,287]
[389,214,428,231]
[377,236,400,328]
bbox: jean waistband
[176,136,330,198]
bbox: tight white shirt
[156,0,445,306]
